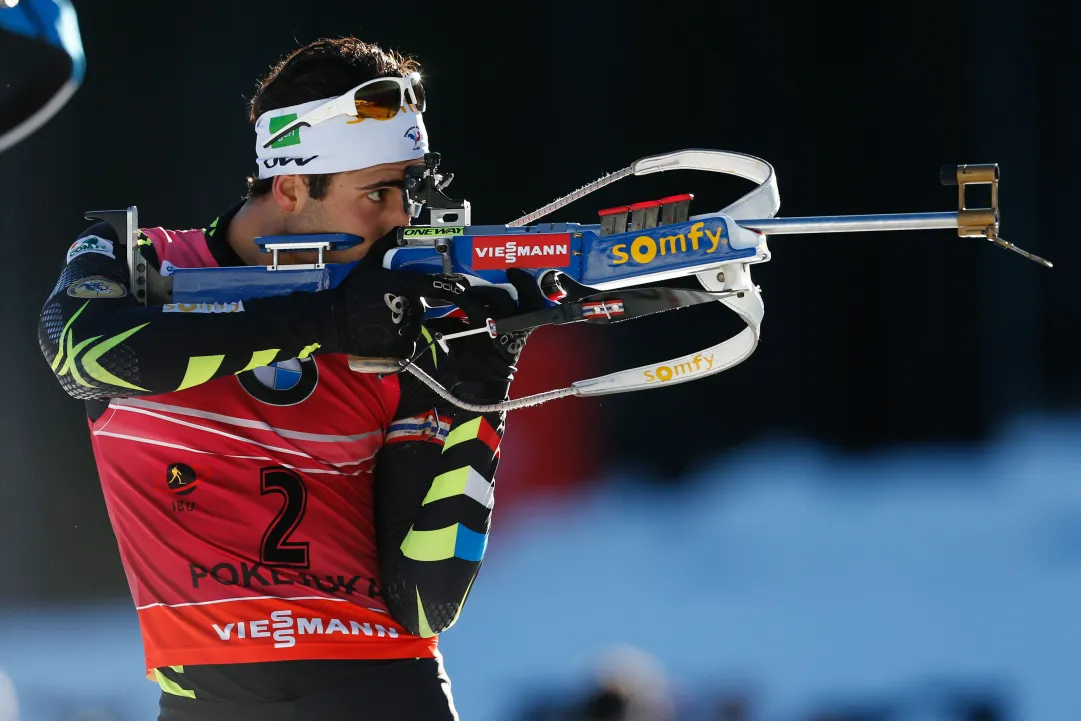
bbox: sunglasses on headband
[262,72,427,149]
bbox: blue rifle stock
[86,149,1050,412]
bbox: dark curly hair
[246,37,421,200]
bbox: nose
[390,188,413,226]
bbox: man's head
[243,38,427,263]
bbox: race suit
[37,201,504,712]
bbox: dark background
[1,0,1076,604]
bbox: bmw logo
[237,357,319,406]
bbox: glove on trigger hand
[326,260,492,363]
[428,268,551,403]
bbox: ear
[270,174,310,214]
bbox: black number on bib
[260,467,310,568]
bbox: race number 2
[259,467,310,568]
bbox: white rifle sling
[570,150,774,397]
[403,150,778,412]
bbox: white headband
[253,97,429,178]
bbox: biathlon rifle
[86,149,1051,413]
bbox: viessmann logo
[212,609,400,649]
[472,233,571,270]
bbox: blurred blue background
[2,0,1078,719]
[3,414,1079,720]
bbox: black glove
[327,264,491,360]
[429,268,551,402]
[323,227,498,361]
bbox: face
[270,158,423,265]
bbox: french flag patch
[580,299,625,318]
[386,411,453,445]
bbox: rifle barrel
[736,211,959,235]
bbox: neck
[226,197,285,266]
